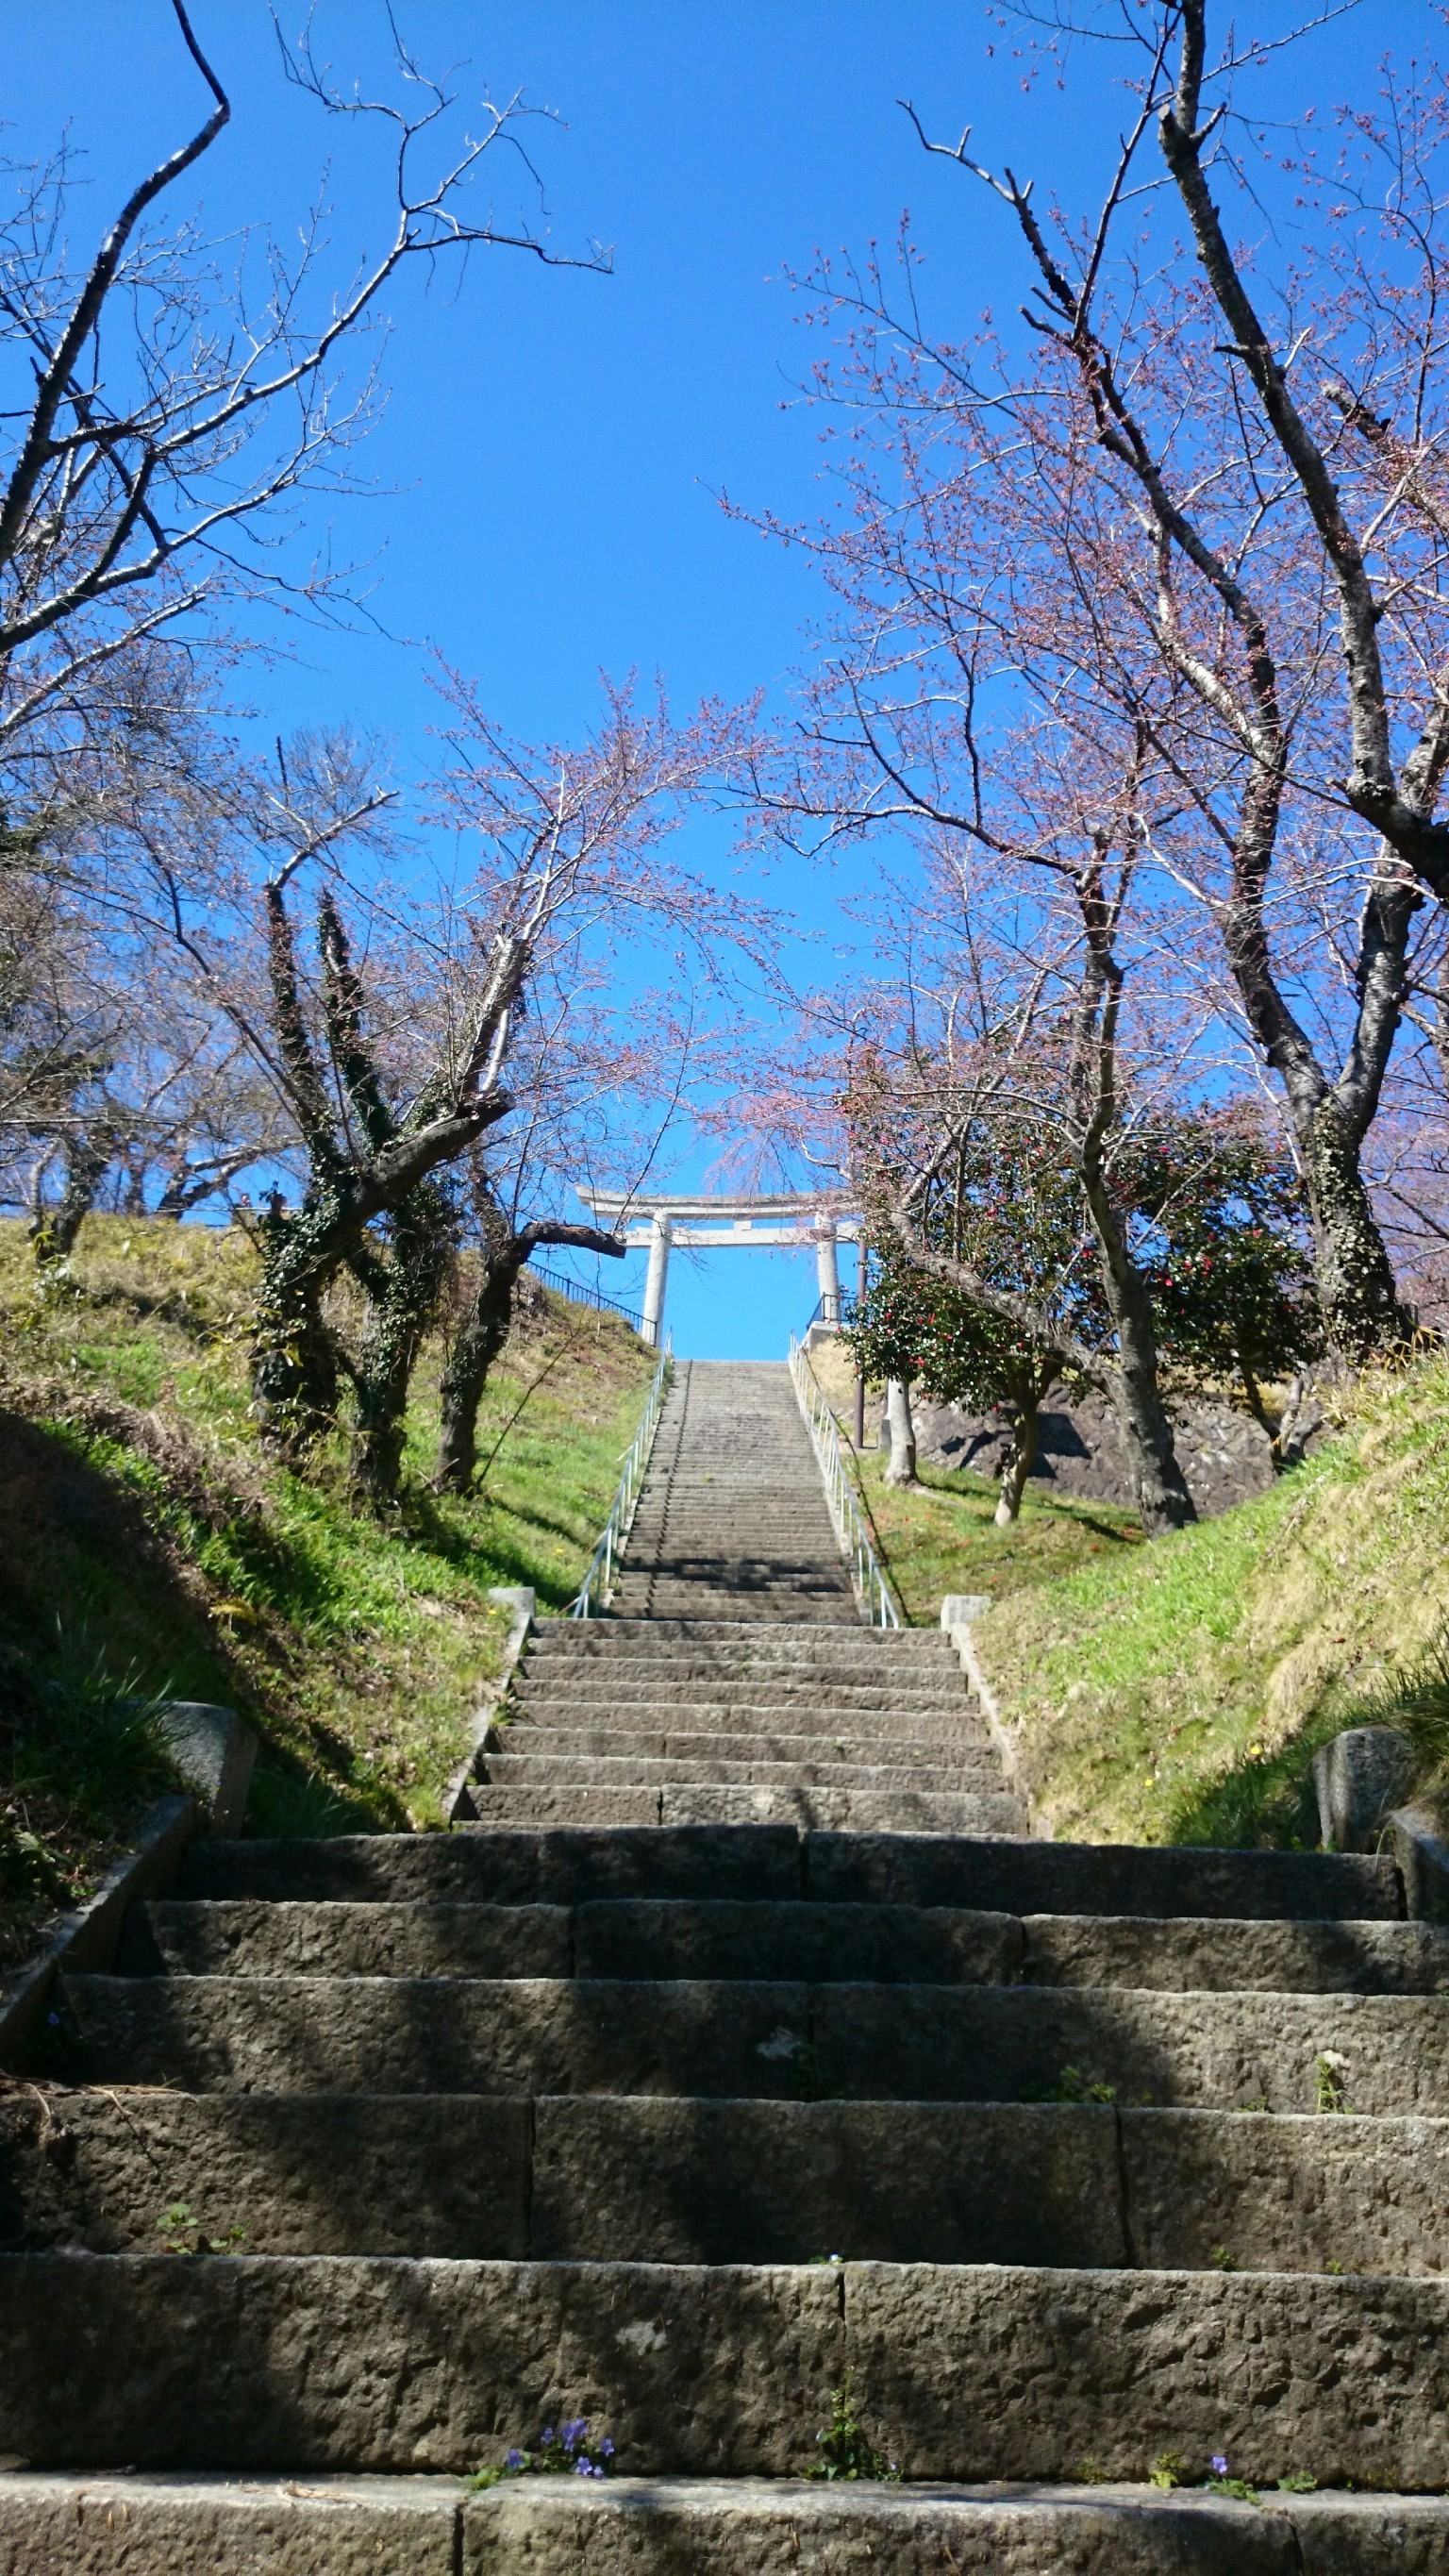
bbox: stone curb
[444,1588,536,1824]
[939,1599,1048,1838]
[0,1793,196,2073]
[2,2473,1448,2575]
[1391,1807,1449,1922]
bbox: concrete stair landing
[1,1358,1446,2564]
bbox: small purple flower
[541,2429,555,2447]
[599,2438,615,2458]
[1210,2454,1229,2478]
[574,2458,592,2477]
[505,2450,524,2470]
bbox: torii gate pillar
[815,1218,841,1326]
[641,1214,673,1348]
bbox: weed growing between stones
[807,2379,900,2483]
[1315,2051,1350,2113]
[1023,2064,1117,2104]
[1210,2245,1237,2272]
[468,2419,615,2490]
[1149,2449,1317,2501]
[156,2200,245,2255]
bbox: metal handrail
[569,1345,673,1617]
[526,1261,646,1334]
[788,1335,902,1629]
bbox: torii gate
[575,1190,861,1349]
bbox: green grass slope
[976,1353,1449,1847]
[0,1218,656,1954]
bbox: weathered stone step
[526,1624,954,1657]
[177,1826,805,1907]
[1,2254,1443,2485]
[459,1784,1028,1834]
[496,1720,998,1762]
[511,1680,974,1715]
[609,1597,858,1625]
[126,1899,1449,1992]
[51,1974,1449,2112]
[9,2090,1449,2276]
[1,2471,1443,2576]
[481,1753,995,1793]
[174,1829,1401,1920]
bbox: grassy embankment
[0,1218,655,1955]
[807,1337,1449,1849]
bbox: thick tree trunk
[883,1378,918,1487]
[250,1212,341,1457]
[348,1191,453,1508]
[994,1400,1040,1527]
[434,1263,519,1494]
[1082,1183,1197,1536]
[1297,1094,1410,1363]
[29,1127,112,1266]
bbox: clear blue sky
[9,2,1423,1353]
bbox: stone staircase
[1,1357,1447,2566]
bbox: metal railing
[569,1345,673,1617]
[788,1334,902,1628]
[526,1261,646,1334]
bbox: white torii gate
[575,1190,861,1349]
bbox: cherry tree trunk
[994,1402,1041,1527]
[883,1378,919,1488]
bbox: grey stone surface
[0,2256,1445,2485]
[177,1825,804,1906]
[845,2263,1449,2486]
[1020,1911,1449,1994]
[1122,2108,1449,2278]
[1314,1729,1416,1853]
[810,1982,1449,2114]
[915,1385,1278,1518]
[571,1899,1023,1985]
[806,1832,1403,1920]
[467,2479,1449,2576]
[124,1899,575,1981]
[0,2255,841,2471]
[1392,1807,1449,1924]
[529,2098,1126,2267]
[465,2479,1297,2574]
[0,2472,464,2574]
[658,1784,1027,1835]
[0,2093,531,2257]
[157,1704,257,1836]
[53,1974,816,2098]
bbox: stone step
[526,1625,955,1658]
[511,1680,974,1715]
[480,1754,997,1793]
[173,1829,1402,1920]
[459,1785,1028,1833]
[8,2090,1449,2276]
[494,1725,997,1768]
[1,2472,1443,2575]
[176,1825,804,1907]
[0,2254,1443,2486]
[608,1598,860,1626]
[125,1899,1449,1992]
[49,1973,1449,2112]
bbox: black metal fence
[526,1260,646,1335]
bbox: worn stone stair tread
[172,1826,1403,1918]
[10,2088,1449,2273]
[2,2253,1446,2484]
[5,2472,1447,2576]
[460,1783,1030,1832]
[51,1971,1449,2111]
[496,1725,998,1766]
[481,1753,997,1791]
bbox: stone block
[158,1702,256,1835]
[0,2472,463,2575]
[1120,2107,1449,2277]
[1313,1730,1415,1854]
[941,1595,992,1627]
[529,2098,1126,2267]
[1391,1807,1449,1925]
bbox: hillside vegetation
[975,1353,1449,1847]
[0,1218,655,1955]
